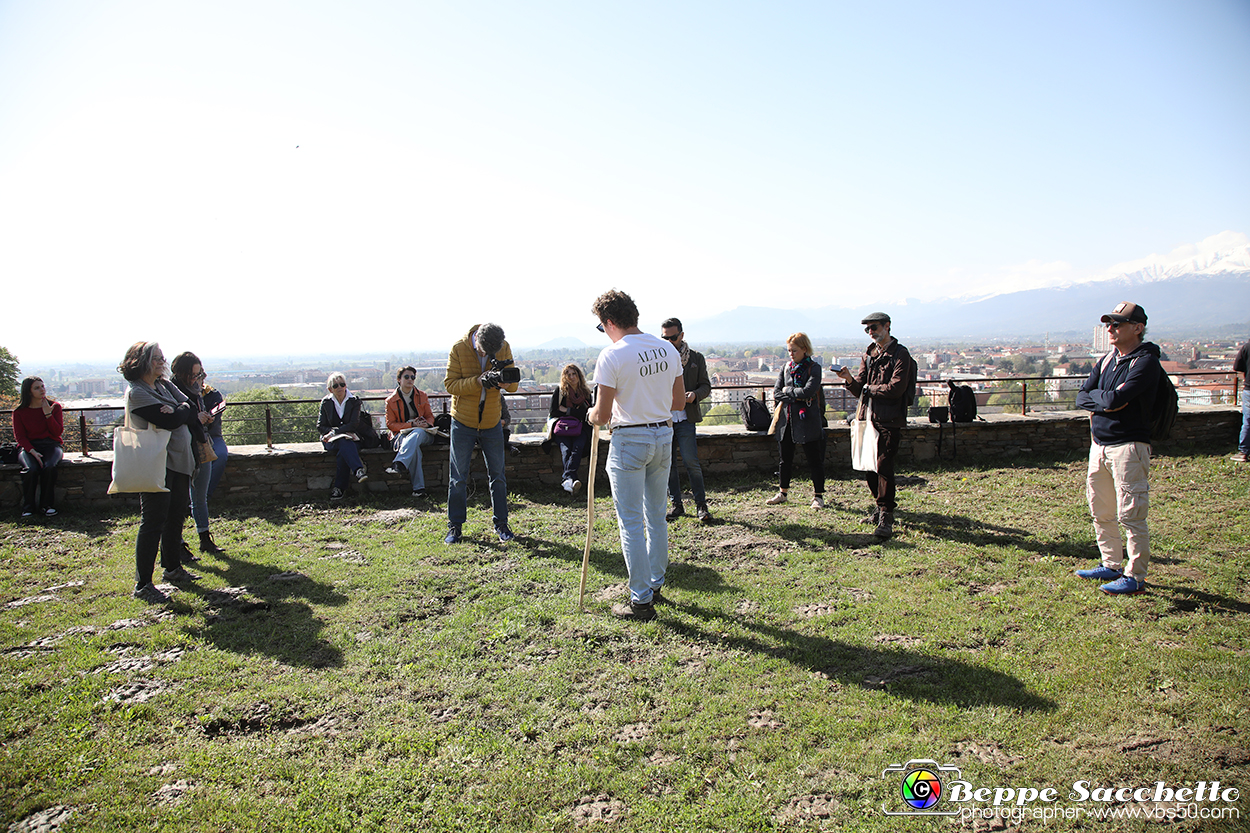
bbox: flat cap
[861,311,891,325]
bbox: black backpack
[1152,371,1179,441]
[1098,350,1178,442]
[740,396,771,432]
[948,382,978,423]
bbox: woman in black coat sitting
[317,372,368,501]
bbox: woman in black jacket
[317,372,368,501]
[766,332,827,510]
[172,351,226,555]
[548,363,594,494]
[119,341,210,602]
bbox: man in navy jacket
[1074,302,1162,595]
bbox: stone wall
[2,406,1240,511]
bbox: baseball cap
[1100,302,1147,325]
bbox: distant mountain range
[691,270,1250,343]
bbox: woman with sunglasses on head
[547,363,594,495]
[766,332,827,510]
[171,352,226,555]
[318,372,369,502]
[118,341,206,603]
[14,376,64,518]
[384,366,437,498]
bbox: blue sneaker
[444,525,462,545]
[1101,575,1145,595]
[495,524,516,543]
[1075,565,1122,581]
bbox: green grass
[2,448,1248,831]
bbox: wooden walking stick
[578,423,602,612]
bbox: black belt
[616,421,669,429]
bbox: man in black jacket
[837,312,912,540]
[1074,302,1161,595]
[662,318,714,523]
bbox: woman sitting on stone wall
[14,376,64,519]
[317,372,368,502]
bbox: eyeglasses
[194,371,206,380]
[596,323,605,333]
[330,382,346,389]
[401,374,415,380]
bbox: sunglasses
[661,333,681,342]
[865,324,881,333]
[596,323,605,333]
[401,374,415,380]
[194,371,207,380]
[1106,321,1137,330]
[330,382,346,389]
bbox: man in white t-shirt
[588,289,686,621]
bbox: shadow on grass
[1150,582,1250,617]
[178,549,349,669]
[664,599,1057,712]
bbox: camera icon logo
[881,759,961,816]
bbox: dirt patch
[612,723,651,743]
[734,599,761,615]
[845,587,874,602]
[794,602,837,618]
[268,570,309,582]
[288,713,349,737]
[571,794,626,826]
[5,594,58,609]
[8,805,74,833]
[201,702,312,737]
[593,583,629,603]
[152,779,195,806]
[748,709,782,730]
[102,679,168,705]
[774,793,838,824]
[873,633,923,648]
[365,508,421,525]
[1118,734,1250,768]
[951,741,1021,768]
[966,582,1012,596]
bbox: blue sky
[2,0,1248,364]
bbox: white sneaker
[765,491,788,505]
[562,479,574,494]
[811,496,824,510]
[572,479,583,494]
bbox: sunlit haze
[2,1,1248,365]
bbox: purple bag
[553,417,583,437]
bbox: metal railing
[1,371,1240,457]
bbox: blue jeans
[447,420,508,528]
[322,438,364,489]
[191,461,212,532]
[667,419,706,509]
[19,443,62,512]
[557,434,585,484]
[393,428,433,491]
[206,436,228,498]
[1240,391,1250,455]
[606,425,673,604]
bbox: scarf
[677,340,691,368]
[786,357,815,423]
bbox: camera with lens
[481,356,522,389]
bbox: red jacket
[385,387,436,434]
[13,403,63,451]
